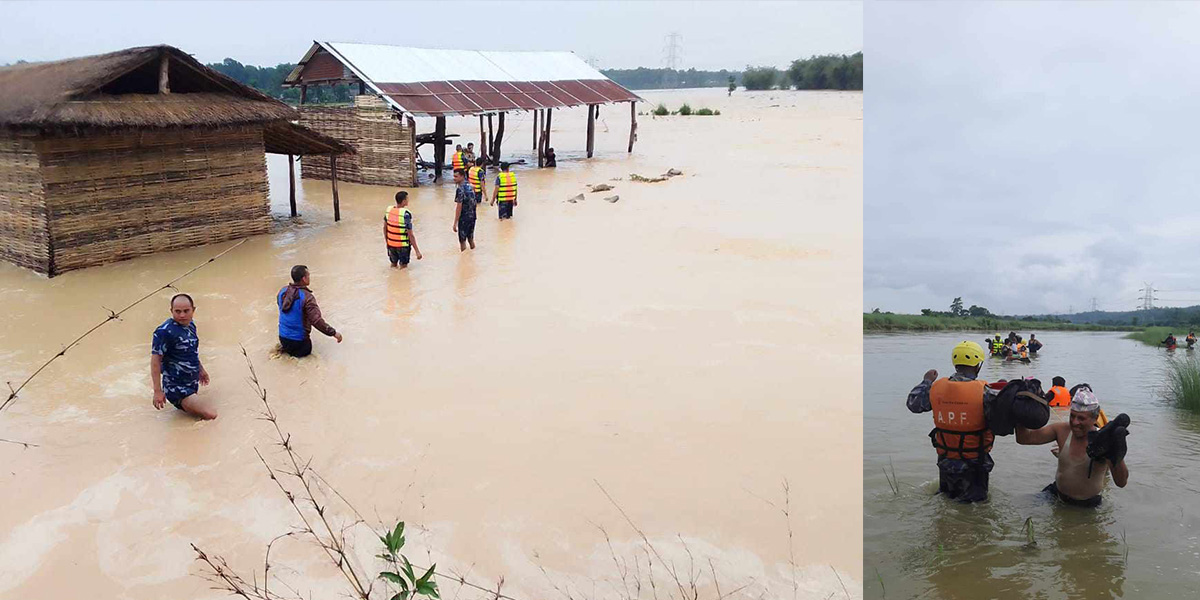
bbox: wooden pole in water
[288,154,297,217]
[543,108,552,163]
[628,101,637,153]
[434,116,446,183]
[487,114,494,162]
[533,110,541,165]
[300,84,307,105]
[158,51,170,94]
[586,104,596,158]
[479,114,486,159]
[493,112,505,164]
[330,155,341,222]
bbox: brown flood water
[0,88,862,599]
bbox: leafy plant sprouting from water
[378,521,440,600]
[883,457,900,495]
[1023,517,1036,548]
[653,103,670,116]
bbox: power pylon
[662,32,682,88]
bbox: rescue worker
[1028,333,1043,354]
[990,334,1004,355]
[1162,333,1177,348]
[464,142,476,164]
[451,144,467,172]
[1017,389,1129,507]
[452,169,478,251]
[468,157,488,208]
[1187,331,1197,349]
[906,341,999,503]
[492,161,518,219]
[277,265,342,358]
[1047,376,1071,407]
[384,191,422,268]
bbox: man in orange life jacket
[1046,376,1071,407]
[907,341,998,502]
[384,191,422,268]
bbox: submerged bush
[696,107,714,116]
[1166,357,1200,411]
[652,103,669,116]
[742,66,780,90]
[678,103,692,116]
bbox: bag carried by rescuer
[986,377,1051,436]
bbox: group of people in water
[907,339,1130,507]
[152,156,526,420]
[1159,331,1198,350]
[984,331,1043,361]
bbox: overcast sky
[0,1,860,70]
[866,2,1200,315]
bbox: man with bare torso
[1016,389,1129,507]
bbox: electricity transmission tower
[662,32,682,89]
[1091,297,1099,312]
[1138,283,1158,310]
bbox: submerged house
[0,45,352,277]
[283,42,642,186]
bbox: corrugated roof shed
[285,42,641,118]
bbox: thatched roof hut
[0,45,352,277]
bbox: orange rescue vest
[496,171,517,202]
[929,378,994,460]
[1047,385,1070,407]
[452,151,466,171]
[468,165,484,193]
[385,205,410,248]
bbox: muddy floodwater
[865,331,1200,599]
[0,88,862,599]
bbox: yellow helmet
[951,341,986,367]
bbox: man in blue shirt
[452,168,478,251]
[151,293,216,419]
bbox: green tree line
[206,58,354,104]
[743,52,863,91]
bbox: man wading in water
[277,265,342,357]
[1016,388,1129,507]
[452,168,478,251]
[151,294,216,419]
[907,341,999,502]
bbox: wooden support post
[300,85,307,105]
[288,154,297,217]
[434,116,446,183]
[492,112,505,164]
[479,115,486,159]
[358,81,366,95]
[487,114,494,162]
[628,101,637,153]
[330,155,341,222]
[586,104,596,158]
[543,108,552,164]
[158,52,170,94]
[533,109,539,154]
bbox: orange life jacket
[496,171,517,202]
[384,205,410,248]
[929,378,994,460]
[452,151,466,171]
[468,165,484,193]
[1047,385,1070,407]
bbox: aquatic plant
[696,107,715,116]
[883,457,900,495]
[652,103,670,116]
[1023,517,1036,547]
[678,103,693,116]
[741,66,780,90]
[1165,356,1200,411]
[1126,326,1174,346]
[714,110,721,115]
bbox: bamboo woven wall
[299,95,415,187]
[0,132,50,273]
[35,125,270,275]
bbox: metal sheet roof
[285,41,641,118]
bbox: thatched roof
[0,45,296,128]
[263,121,355,156]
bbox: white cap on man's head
[1070,388,1101,413]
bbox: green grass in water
[1165,357,1200,411]
[1126,326,1177,346]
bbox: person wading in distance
[277,265,342,357]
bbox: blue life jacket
[278,287,307,341]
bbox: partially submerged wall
[0,131,50,274]
[299,95,415,187]
[36,125,270,276]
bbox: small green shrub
[714,109,721,115]
[1166,357,1200,412]
[696,108,714,116]
[652,103,669,116]
[678,103,692,116]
